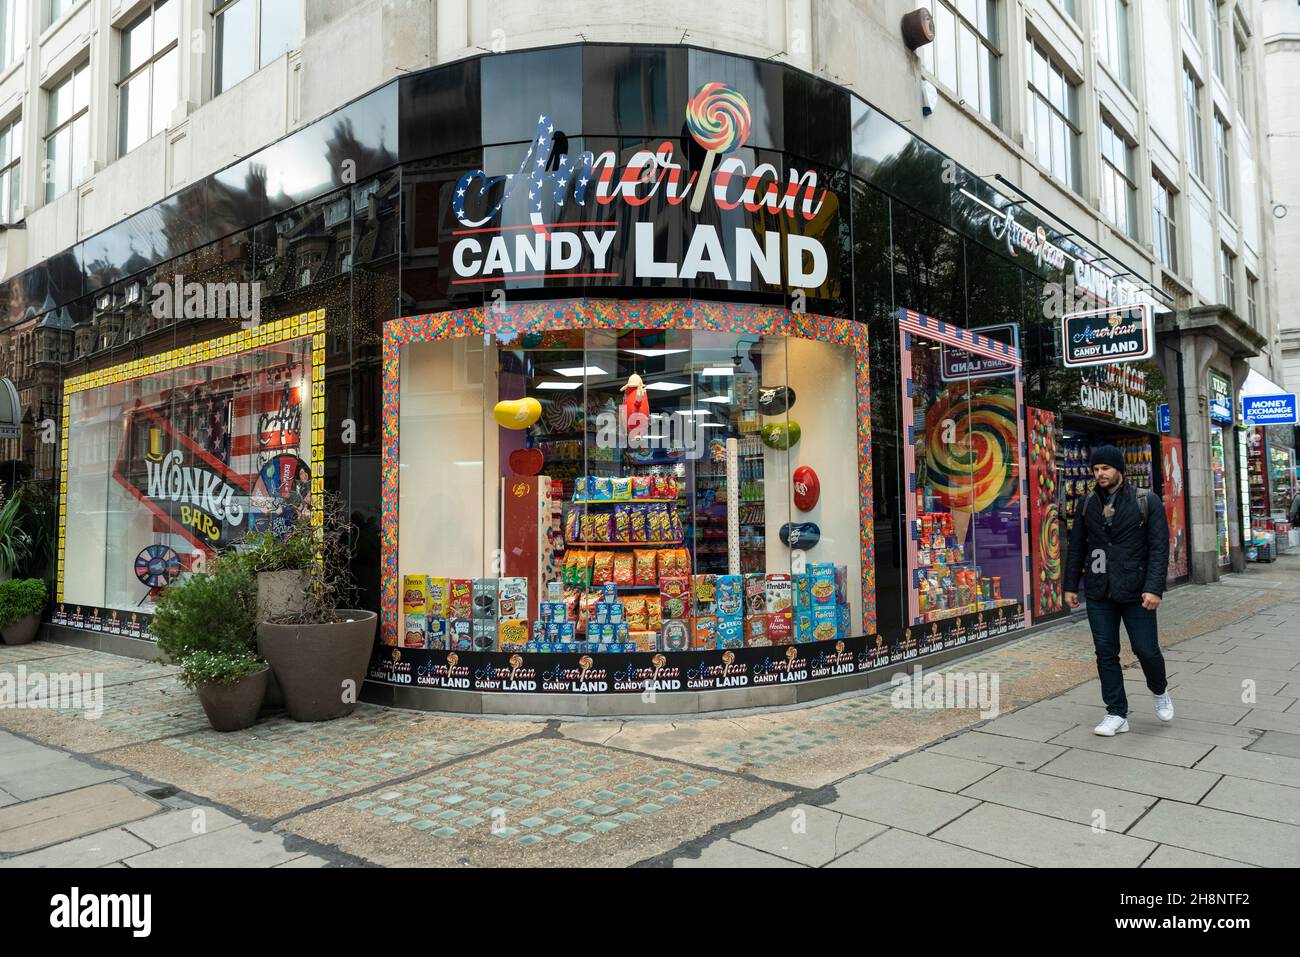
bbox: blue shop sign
[1241,393,1298,426]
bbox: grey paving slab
[0,756,127,801]
[974,709,1081,743]
[872,751,999,793]
[0,782,160,854]
[123,806,240,848]
[1283,683,1300,699]
[1038,748,1220,802]
[1045,725,1214,767]
[1167,673,1290,698]
[1121,695,1253,725]
[1198,663,1299,682]
[926,731,1066,770]
[672,839,805,868]
[826,827,1024,868]
[1234,708,1300,734]
[1163,683,1296,713]
[121,823,307,868]
[1194,746,1300,788]
[1128,800,1300,868]
[729,804,886,866]
[0,827,153,868]
[959,766,1156,830]
[1247,731,1300,759]
[1140,845,1256,868]
[1189,651,1300,670]
[1118,713,1258,749]
[0,790,13,809]
[930,802,1156,867]
[273,855,330,868]
[823,772,979,834]
[1199,775,1300,826]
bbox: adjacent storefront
[24,44,1172,712]
[1208,369,1236,567]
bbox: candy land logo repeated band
[447,83,834,291]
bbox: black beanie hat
[1090,444,1125,473]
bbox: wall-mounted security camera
[901,8,936,50]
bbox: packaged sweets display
[449,579,474,619]
[634,549,657,585]
[612,552,635,585]
[659,576,690,619]
[403,575,430,614]
[692,616,717,650]
[768,610,794,645]
[472,579,498,620]
[744,613,769,647]
[601,583,618,603]
[450,618,474,651]
[403,612,428,649]
[426,577,450,617]
[692,574,718,616]
[427,617,449,651]
[716,575,743,617]
[472,620,496,652]
[765,574,792,613]
[498,578,528,620]
[661,619,690,651]
[717,617,744,650]
[498,619,529,652]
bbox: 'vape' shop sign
[1061,304,1153,367]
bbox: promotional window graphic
[940,323,1019,382]
[1061,304,1154,367]
[1027,407,1063,617]
[1161,436,1189,581]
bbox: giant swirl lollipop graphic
[686,82,752,213]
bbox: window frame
[212,0,302,97]
[920,0,1003,127]
[1245,272,1258,329]
[1214,111,1232,217]
[1220,245,1236,311]
[1096,0,1131,89]
[1208,0,1224,80]
[0,112,20,224]
[1025,37,1082,192]
[1151,172,1177,274]
[1,0,26,72]
[117,0,180,158]
[1100,116,1137,239]
[43,61,90,204]
[1183,65,1205,182]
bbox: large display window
[55,313,325,631]
[378,300,874,690]
[897,309,1030,637]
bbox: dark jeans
[1086,596,1168,717]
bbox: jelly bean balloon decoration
[792,465,820,511]
[757,385,796,416]
[508,448,545,476]
[493,397,542,430]
[779,522,821,550]
[685,82,753,213]
[760,421,802,450]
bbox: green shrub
[0,494,32,578]
[176,649,266,689]
[0,578,47,625]
[150,561,257,663]
[237,526,316,573]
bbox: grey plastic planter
[1,613,40,645]
[257,610,378,722]
[195,667,270,732]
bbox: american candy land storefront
[36,44,1173,715]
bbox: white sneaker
[1094,715,1130,736]
[1154,692,1174,722]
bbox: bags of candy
[614,505,632,543]
[631,476,652,499]
[591,551,614,586]
[646,595,663,631]
[634,549,657,585]
[622,596,649,631]
[613,552,634,586]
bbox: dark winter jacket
[1064,480,1170,602]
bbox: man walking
[1064,445,1173,736]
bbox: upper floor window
[1100,118,1136,239]
[119,0,179,156]
[1214,112,1231,216]
[213,0,302,95]
[1182,0,1197,33]
[1097,0,1131,88]
[1220,245,1235,311]
[920,1,1002,127]
[1060,0,1077,21]
[1,0,25,71]
[1025,38,1081,191]
[1184,65,1205,181]
[0,114,20,224]
[1246,273,1258,329]
[1207,0,1223,79]
[1151,173,1177,273]
[1234,34,1249,126]
[46,0,69,30]
[44,62,89,203]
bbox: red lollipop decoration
[792,465,820,511]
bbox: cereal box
[834,565,848,605]
[402,612,428,649]
[794,610,816,643]
[498,577,528,620]
[471,620,495,651]
[472,579,498,620]
[744,613,769,647]
[402,575,430,614]
[767,610,794,645]
[716,575,743,617]
[498,618,530,652]
[692,574,718,617]
[717,617,744,649]
[546,580,564,602]
[809,563,837,606]
[691,616,717,650]
[448,579,474,619]
[792,573,812,612]
[450,618,474,651]
[426,577,450,617]
[764,574,793,614]
[811,605,838,642]
[743,574,766,615]
[631,630,658,652]
[836,603,851,637]
[659,576,691,619]
[661,620,690,651]
[556,622,576,642]
[427,617,449,651]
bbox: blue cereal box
[836,603,851,637]
[557,622,576,642]
[615,622,630,642]
[601,583,618,603]
[716,575,743,617]
[794,610,816,643]
[809,563,837,606]
[811,605,838,642]
[717,617,744,649]
[525,641,541,653]
[793,573,812,611]
[450,619,474,651]
[427,617,449,651]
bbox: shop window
[213,0,302,96]
[1024,38,1081,191]
[1097,0,1131,88]
[897,310,1029,633]
[919,1,1002,127]
[56,315,324,625]
[0,114,20,224]
[384,302,872,657]
[891,207,963,325]
[44,62,90,204]
[1,0,24,71]
[1100,118,1137,240]
[1183,66,1205,182]
[1151,173,1177,272]
[118,0,179,156]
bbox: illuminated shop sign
[1061,304,1154,367]
[448,86,834,292]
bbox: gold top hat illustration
[146,426,164,462]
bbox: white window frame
[1151,173,1177,273]
[44,62,90,204]
[1184,65,1205,182]
[1025,37,1082,192]
[118,0,180,157]
[212,0,302,97]
[1,0,25,71]
[1100,117,1137,239]
[0,112,20,224]
[1096,0,1131,88]
[1214,111,1231,217]
[920,1,1003,127]
[1220,245,1236,311]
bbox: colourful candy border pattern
[381,299,875,649]
[57,311,327,604]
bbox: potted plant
[0,493,33,583]
[176,649,270,732]
[256,495,377,722]
[238,527,315,622]
[0,578,48,645]
[151,556,267,732]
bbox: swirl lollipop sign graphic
[686,82,753,213]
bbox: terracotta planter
[257,610,377,722]
[1,613,40,645]
[195,667,270,732]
